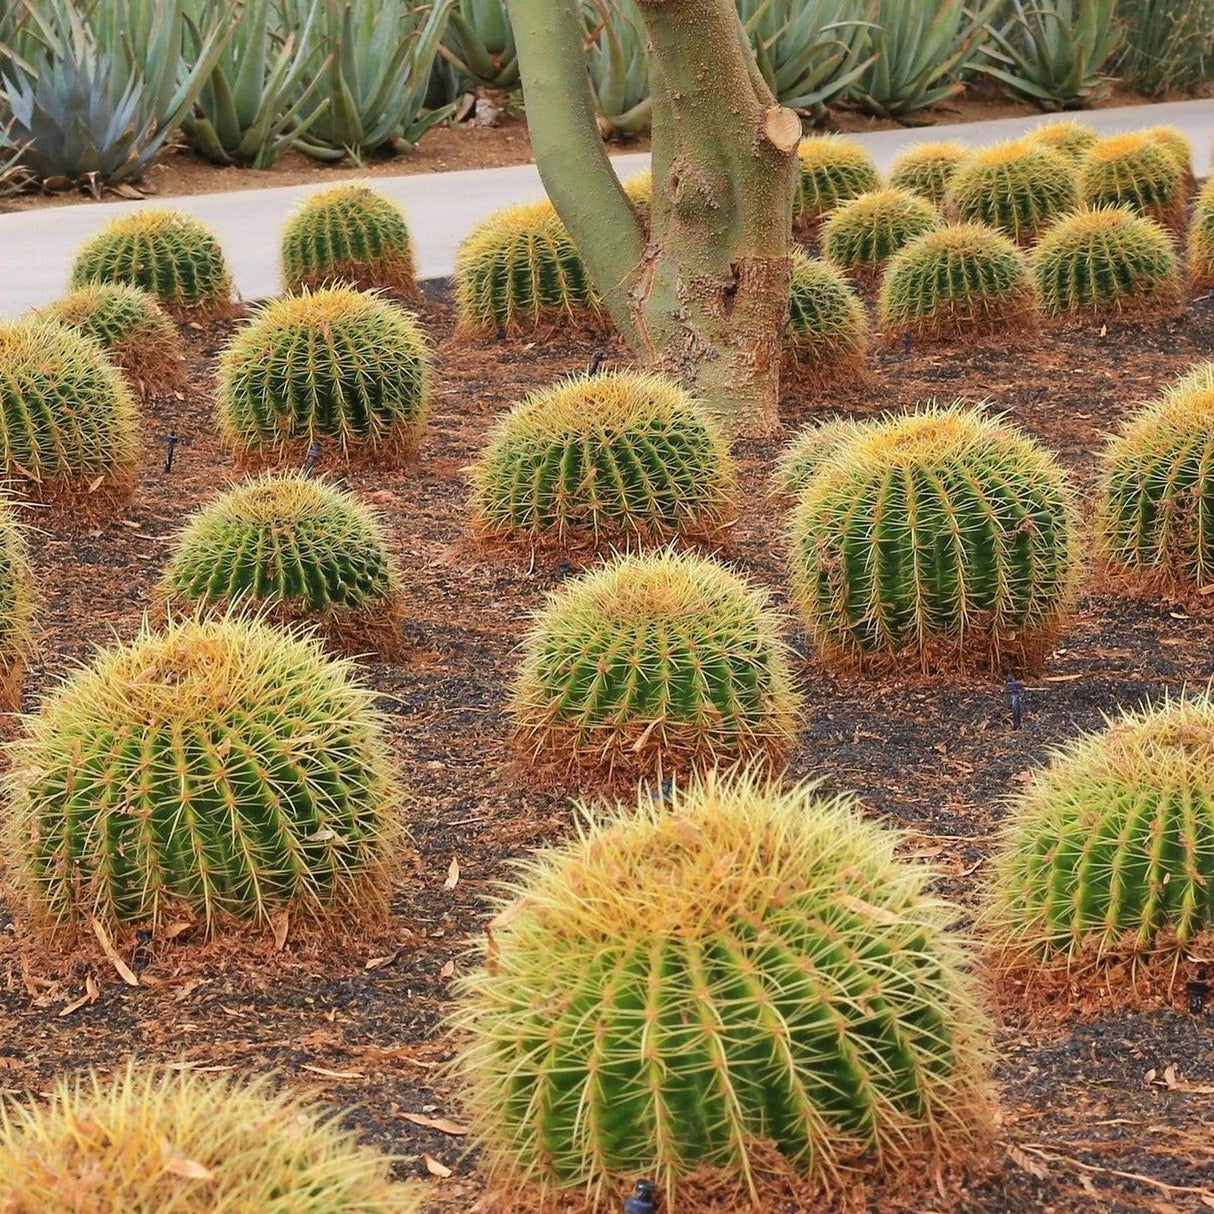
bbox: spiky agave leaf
[1079,132,1187,234]
[879,223,1038,343]
[4,614,399,936]
[820,187,940,284]
[769,415,868,497]
[70,209,233,318]
[0,317,139,523]
[469,371,736,545]
[161,472,403,657]
[783,252,869,383]
[788,403,1081,672]
[508,549,799,781]
[794,136,881,230]
[453,768,992,1206]
[281,183,416,296]
[1025,117,1099,164]
[887,140,973,207]
[1189,179,1214,294]
[0,1061,421,1213]
[989,692,1214,966]
[217,286,430,467]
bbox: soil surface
[1,277,1214,1213]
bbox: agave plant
[980,0,1123,110]
[182,0,331,168]
[441,0,519,91]
[738,0,876,119]
[0,121,29,197]
[583,0,649,136]
[287,0,456,162]
[849,0,1000,117]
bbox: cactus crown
[1079,133,1185,228]
[1097,361,1214,589]
[788,403,1080,671]
[795,136,882,223]
[70,208,232,316]
[509,548,799,779]
[4,614,398,935]
[879,223,1037,342]
[887,140,972,207]
[944,140,1078,245]
[770,416,868,497]
[1032,206,1180,320]
[217,286,430,465]
[821,187,940,280]
[1187,179,1214,292]
[1026,119,1098,164]
[454,200,598,334]
[281,183,415,296]
[990,692,1214,962]
[0,1063,420,1213]
[470,371,736,543]
[784,251,869,374]
[455,768,991,1200]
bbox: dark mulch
[1,281,1213,1213]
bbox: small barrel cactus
[0,318,139,523]
[943,141,1078,245]
[469,371,736,545]
[70,208,232,318]
[1026,118,1098,164]
[788,404,1080,672]
[42,282,186,396]
[509,548,798,780]
[217,286,429,467]
[0,504,34,710]
[1188,179,1214,293]
[281,183,416,296]
[990,694,1214,965]
[1079,132,1186,234]
[784,252,869,384]
[4,615,397,935]
[795,135,881,231]
[621,167,653,210]
[1141,124,1195,190]
[769,415,867,497]
[454,769,991,1201]
[1097,362,1214,591]
[887,140,972,207]
[879,223,1038,344]
[454,200,599,334]
[1032,206,1181,321]
[0,1064,420,1213]
[821,187,940,284]
[161,473,403,657]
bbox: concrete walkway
[0,98,1210,319]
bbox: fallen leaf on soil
[424,1154,453,1178]
[444,856,460,889]
[400,1112,468,1135]
[58,973,100,1018]
[271,909,290,951]
[439,959,455,979]
[365,950,400,970]
[1007,1144,1049,1180]
[90,917,139,986]
[1042,673,1084,682]
[300,1065,364,1080]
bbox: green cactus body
[43,282,186,396]
[0,504,34,710]
[1079,133,1186,233]
[4,615,397,935]
[879,224,1038,343]
[770,416,868,497]
[454,200,599,334]
[217,286,429,466]
[943,141,1078,245]
[784,253,869,381]
[788,405,1080,672]
[887,140,972,207]
[470,371,736,544]
[454,770,991,1201]
[70,209,232,318]
[1097,362,1214,590]
[0,318,140,522]
[1026,119,1099,165]
[821,187,940,283]
[162,473,403,656]
[281,183,416,297]
[991,694,1214,962]
[795,136,882,230]
[1032,206,1181,321]
[509,549,799,779]
[1188,180,1214,294]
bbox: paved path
[0,98,1210,319]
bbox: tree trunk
[507,0,799,437]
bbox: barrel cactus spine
[887,140,972,207]
[821,187,940,285]
[1079,133,1186,236]
[795,136,882,233]
[783,252,869,387]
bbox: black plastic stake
[1007,676,1026,730]
[302,441,322,476]
[624,1180,657,1214]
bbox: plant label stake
[1188,965,1209,1015]
[162,433,192,474]
[588,351,608,375]
[1007,676,1026,729]
[624,1179,657,1214]
[302,441,322,476]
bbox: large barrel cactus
[4,615,397,936]
[0,318,140,523]
[1079,133,1186,234]
[217,286,430,466]
[281,183,416,296]
[784,252,869,384]
[1026,118,1098,165]
[795,136,881,231]
[1189,179,1214,294]
[162,473,403,657]
[788,405,1080,672]
[887,140,972,207]
[990,694,1214,964]
[470,371,736,545]
[454,770,991,1202]
[509,549,798,780]
[70,209,233,318]
[820,187,940,284]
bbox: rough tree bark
[506,0,800,437]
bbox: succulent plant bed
[0,278,1212,1213]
